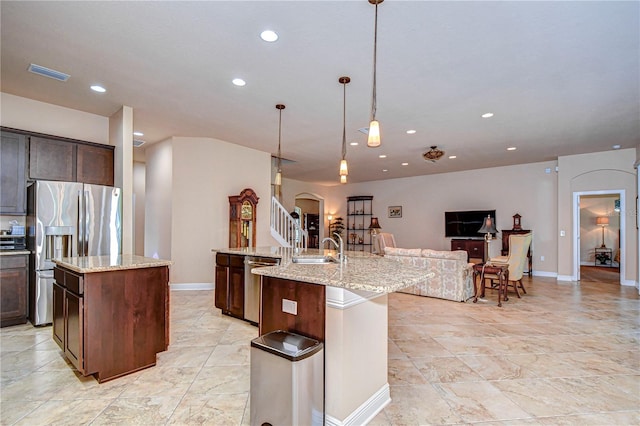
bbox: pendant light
[367,0,383,148]
[339,76,351,184]
[274,104,285,186]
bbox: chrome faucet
[321,233,346,263]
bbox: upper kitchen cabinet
[77,144,114,186]
[0,131,27,215]
[28,136,114,186]
[29,136,77,182]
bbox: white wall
[558,149,637,282]
[133,161,146,255]
[145,136,275,284]
[145,139,173,260]
[0,92,109,144]
[306,161,559,275]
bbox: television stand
[451,239,485,263]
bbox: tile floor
[1,275,638,425]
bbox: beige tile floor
[1,275,638,425]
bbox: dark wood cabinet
[0,254,28,327]
[53,264,169,382]
[214,253,245,319]
[29,136,77,181]
[77,144,114,186]
[27,134,114,186]
[451,239,485,263]
[0,132,27,214]
[501,229,533,275]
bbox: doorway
[294,193,324,249]
[573,190,624,284]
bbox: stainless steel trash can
[250,330,324,426]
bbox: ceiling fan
[423,146,445,163]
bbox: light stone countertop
[53,255,173,274]
[0,250,30,256]
[252,251,433,294]
[212,246,289,258]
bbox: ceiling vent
[423,146,445,162]
[133,139,146,148]
[28,63,70,82]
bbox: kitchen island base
[53,256,171,383]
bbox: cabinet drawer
[230,254,244,268]
[0,255,27,269]
[54,267,65,285]
[65,271,84,295]
[467,240,484,254]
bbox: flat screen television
[445,210,496,238]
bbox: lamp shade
[339,159,348,176]
[368,217,381,230]
[367,120,381,147]
[340,175,347,184]
[478,215,497,234]
[596,217,609,226]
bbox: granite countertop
[212,246,288,258]
[53,254,173,274]
[0,250,30,256]
[252,252,433,294]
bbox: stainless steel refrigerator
[27,180,122,325]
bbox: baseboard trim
[531,270,557,278]
[557,275,575,282]
[170,282,214,291]
[325,383,391,426]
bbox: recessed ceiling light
[507,147,517,151]
[232,78,246,86]
[401,162,409,166]
[482,112,494,118]
[350,142,358,146]
[379,154,387,159]
[260,30,278,42]
[449,155,457,159]
[90,85,106,93]
[406,130,416,134]
[382,169,388,172]
[612,144,621,150]
[133,131,144,137]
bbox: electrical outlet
[540,255,545,261]
[282,299,297,315]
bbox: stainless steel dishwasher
[244,256,279,324]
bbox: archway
[294,192,325,249]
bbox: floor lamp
[596,216,609,248]
[478,215,497,263]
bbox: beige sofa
[384,247,475,302]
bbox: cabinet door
[0,132,27,214]
[467,240,484,261]
[228,265,244,319]
[214,265,228,311]
[29,137,76,181]
[52,282,65,349]
[64,291,84,373]
[77,144,114,186]
[0,263,28,327]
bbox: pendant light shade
[339,76,351,183]
[367,0,383,148]
[274,104,285,189]
[367,120,380,147]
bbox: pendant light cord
[277,108,282,171]
[342,81,347,160]
[371,1,378,121]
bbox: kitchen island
[250,250,433,426]
[52,255,172,383]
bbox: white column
[109,106,134,255]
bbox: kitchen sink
[291,255,338,264]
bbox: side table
[473,263,510,307]
[594,247,613,267]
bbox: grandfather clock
[229,188,259,248]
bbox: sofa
[384,247,475,302]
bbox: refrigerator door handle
[77,190,84,257]
[84,190,90,256]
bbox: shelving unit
[346,196,373,252]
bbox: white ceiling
[1,1,638,185]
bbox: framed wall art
[388,206,402,218]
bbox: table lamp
[596,216,609,248]
[478,215,497,262]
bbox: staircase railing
[270,196,308,249]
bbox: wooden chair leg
[509,279,521,298]
[518,279,527,294]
